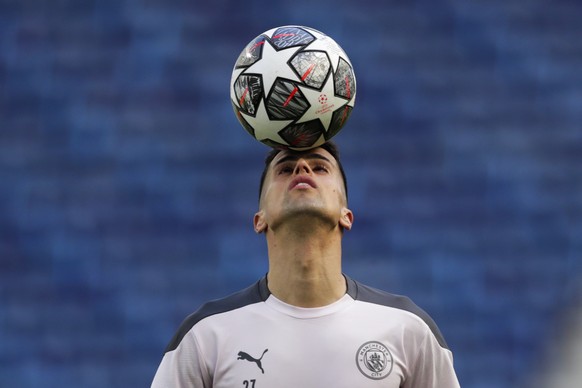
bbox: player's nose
[293,158,311,175]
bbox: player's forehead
[269,147,337,168]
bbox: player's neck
[265,226,346,308]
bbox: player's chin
[281,205,337,227]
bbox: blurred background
[1,0,581,387]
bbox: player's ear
[254,210,267,233]
[339,207,354,231]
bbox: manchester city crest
[355,341,393,380]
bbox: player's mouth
[289,176,317,191]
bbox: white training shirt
[151,276,460,388]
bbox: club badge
[356,341,393,380]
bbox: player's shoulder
[347,277,423,315]
[164,277,270,353]
[346,275,450,350]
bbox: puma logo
[237,349,269,374]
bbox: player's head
[255,142,352,234]
[258,141,348,205]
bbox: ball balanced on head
[230,25,356,150]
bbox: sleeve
[403,327,460,388]
[151,330,211,388]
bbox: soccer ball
[230,26,356,150]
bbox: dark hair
[258,141,348,203]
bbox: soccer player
[151,142,460,387]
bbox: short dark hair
[258,141,348,203]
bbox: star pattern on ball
[239,99,292,144]
[296,74,349,132]
[230,67,246,107]
[244,39,302,97]
[304,30,347,72]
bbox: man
[151,142,460,387]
